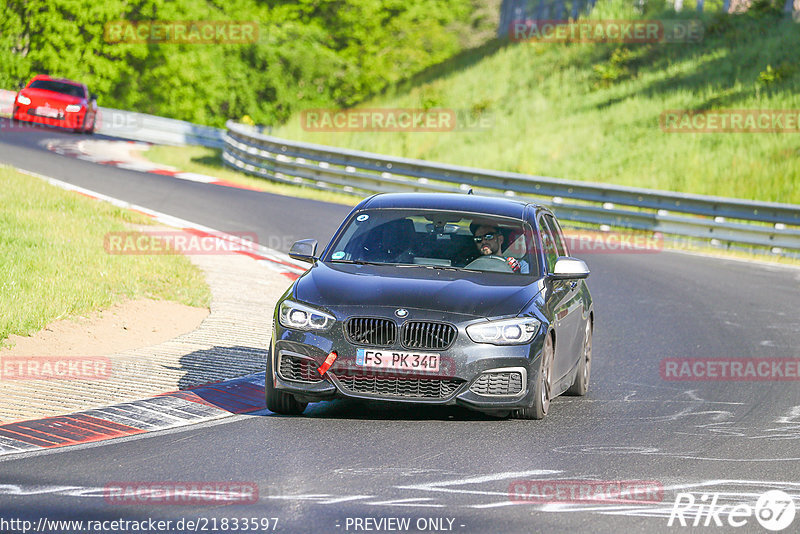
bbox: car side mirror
[550,257,589,280]
[289,239,318,264]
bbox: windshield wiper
[401,264,481,273]
[329,259,389,266]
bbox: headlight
[279,300,335,331]
[65,104,82,112]
[467,317,540,345]
[16,94,31,105]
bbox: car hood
[293,262,543,318]
[21,89,83,106]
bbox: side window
[538,216,558,273]
[544,214,569,257]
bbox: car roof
[360,193,541,219]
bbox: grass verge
[0,166,211,344]
[270,10,800,204]
[142,145,359,207]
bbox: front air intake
[344,317,397,346]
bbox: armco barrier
[0,89,16,116]
[94,107,223,147]
[222,120,800,253]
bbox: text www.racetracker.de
[0,517,280,533]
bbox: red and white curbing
[0,372,268,456]
[0,167,312,457]
[45,138,262,190]
[18,167,308,280]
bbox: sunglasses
[474,233,497,243]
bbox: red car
[13,75,98,134]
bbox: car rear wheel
[512,332,553,420]
[566,319,592,396]
[265,348,308,415]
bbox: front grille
[278,354,322,383]
[335,373,463,399]
[401,321,456,350]
[469,371,524,396]
[345,317,397,346]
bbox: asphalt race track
[1,127,799,534]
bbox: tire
[265,348,308,415]
[566,319,592,396]
[512,332,553,420]
[73,120,84,134]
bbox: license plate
[356,348,440,372]
[36,107,60,118]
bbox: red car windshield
[28,80,85,98]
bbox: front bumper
[13,105,86,129]
[270,307,546,414]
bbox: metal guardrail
[94,107,224,147]
[223,120,800,253]
[0,89,16,116]
[1,88,223,148]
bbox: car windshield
[326,208,539,276]
[28,80,85,98]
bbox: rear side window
[543,214,569,257]
[537,216,559,273]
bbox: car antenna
[467,188,473,195]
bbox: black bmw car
[268,193,593,419]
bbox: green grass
[266,10,800,204]
[142,145,359,206]
[0,166,211,344]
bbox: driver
[473,225,529,274]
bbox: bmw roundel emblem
[395,308,408,318]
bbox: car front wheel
[512,332,553,420]
[265,348,308,415]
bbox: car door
[543,214,584,381]
[537,215,574,383]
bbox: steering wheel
[465,255,514,273]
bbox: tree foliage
[0,0,493,126]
